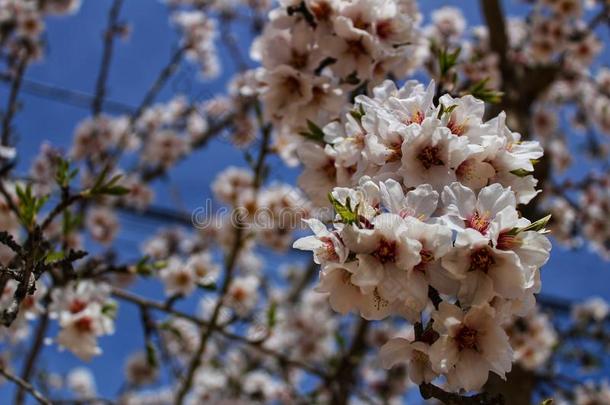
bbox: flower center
[69,299,87,314]
[417,146,444,169]
[455,325,479,351]
[447,117,467,136]
[373,238,397,264]
[75,317,93,333]
[496,231,522,251]
[231,287,247,302]
[376,19,395,40]
[321,237,339,261]
[466,211,490,234]
[175,272,192,286]
[469,247,495,273]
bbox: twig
[111,287,325,377]
[92,0,124,116]
[39,193,83,231]
[329,318,370,404]
[15,311,50,405]
[173,119,272,404]
[0,366,52,405]
[131,45,187,123]
[419,383,504,405]
[1,49,28,147]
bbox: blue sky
[0,0,608,401]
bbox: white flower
[429,302,512,392]
[67,367,96,398]
[57,303,113,361]
[293,219,348,265]
[380,330,437,385]
[400,117,474,191]
[226,275,260,317]
[159,257,197,297]
[572,297,609,323]
[441,182,518,236]
[124,352,159,386]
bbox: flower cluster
[245,0,426,164]
[295,79,552,392]
[49,281,117,361]
[173,10,220,79]
[298,79,543,206]
[210,166,311,252]
[0,0,81,61]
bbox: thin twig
[174,121,273,404]
[1,49,28,147]
[92,0,124,116]
[15,311,50,405]
[0,366,52,405]
[111,287,325,377]
[419,383,504,405]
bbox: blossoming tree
[0,0,609,404]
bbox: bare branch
[0,366,51,405]
[1,49,28,148]
[92,0,125,116]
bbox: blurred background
[0,0,608,400]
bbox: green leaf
[437,103,458,119]
[83,168,131,197]
[54,157,78,188]
[540,399,553,405]
[334,332,346,351]
[101,301,118,318]
[198,282,217,291]
[328,193,358,224]
[438,47,461,77]
[15,184,48,229]
[349,104,365,122]
[266,301,277,329]
[520,214,552,233]
[467,78,504,104]
[507,214,552,236]
[509,168,533,177]
[299,119,326,144]
[44,251,65,265]
[145,341,158,368]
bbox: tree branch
[92,0,124,116]
[0,366,51,405]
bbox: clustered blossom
[419,2,610,259]
[0,0,81,61]
[505,308,557,371]
[210,166,311,252]
[295,79,552,392]
[244,0,426,165]
[297,79,543,206]
[173,10,220,79]
[49,281,117,361]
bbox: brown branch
[139,112,237,182]
[15,310,50,405]
[330,318,370,404]
[131,45,187,123]
[1,49,28,147]
[92,0,124,116]
[419,383,504,405]
[111,287,326,377]
[173,118,272,404]
[0,366,51,405]
[39,193,83,231]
